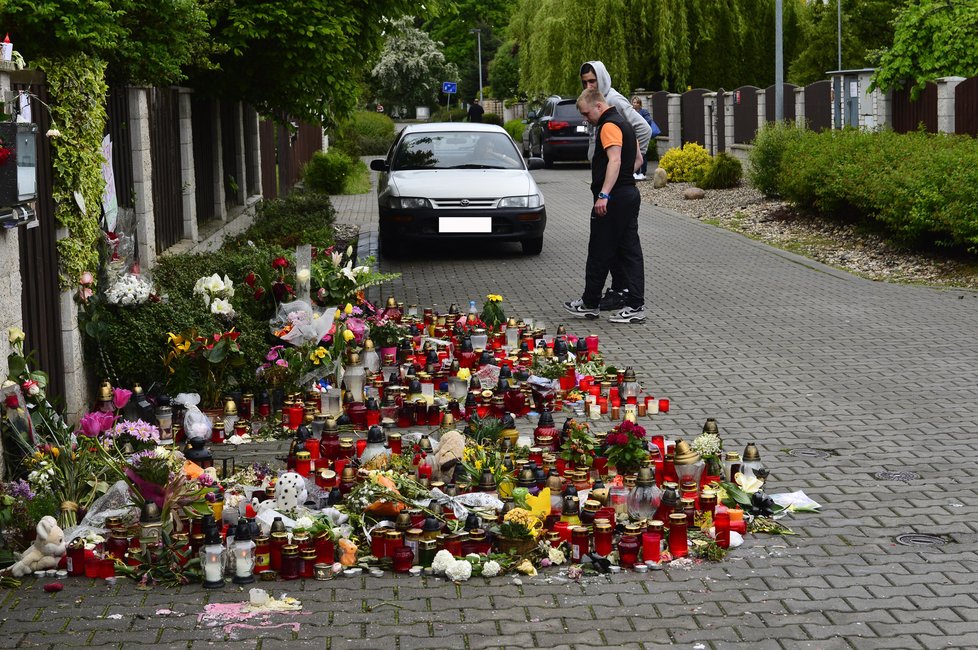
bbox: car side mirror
[526,157,545,171]
[370,159,389,172]
[527,111,537,120]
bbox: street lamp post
[470,28,483,103]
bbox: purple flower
[7,479,35,500]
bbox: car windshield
[392,131,524,171]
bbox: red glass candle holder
[392,545,414,573]
[618,534,640,568]
[355,439,367,458]
[658,399,670,413]
[304,438,320,461]
[99,558,116,579]
[371,531,387,558]
[642,531,661,563]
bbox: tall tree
[790,0,899,86]
[873,0,978,96]
[371,16,459,111]
[423,0,513,101]
[488,40,523,100]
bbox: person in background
[563,88,646,325]
[630,96,659,180]
[467,98,484,123]
[580,61,651,312]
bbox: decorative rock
[652,167,668,188]
[683,187,706,200]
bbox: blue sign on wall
[442,82,457,94]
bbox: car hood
[389,169,537,198]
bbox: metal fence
[105,87,134,209]
[733,86,759,144]
[804,80,832,132]
[650,91,670,137]
[765,83,798,125]
[191,95,217,222]
[681,88,708,145]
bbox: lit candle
[204,549,223,583]
[235,547,254,578]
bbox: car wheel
[543,149,555,168]
[521,236,543,255]
[379,226,400,258]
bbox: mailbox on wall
[0,121,37,227]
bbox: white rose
[297,269,310,284]
[295,516,314,530]
[548,547,566,565]
[445,559,472,582]
[481,560,501,577]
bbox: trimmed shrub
[429,107,467,122]
[482,112,504,126]
[303,150,354,195]
[755,128,978,251]
[694,152,743,189]
[748,122,806,197]
[332,111,396,157]
[659,142,711,182]
[504,119,525,143]
[229,191,336,249]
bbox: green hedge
[429,107,467,122]
[482,112,503,126]
[331,111,396,157]
[749,126,978,250]
[303,150,354,194]
[504,119,525,142]
[228,190,336,249]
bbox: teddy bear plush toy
[9,516,66,577]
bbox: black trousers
[582,185,644,309]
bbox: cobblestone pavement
[5,164,978,649]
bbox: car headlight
[499,194,542,208]
[391,197,431,209]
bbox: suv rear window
[554,102,581,119]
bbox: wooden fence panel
[148,87,183,252]
[804,80,832,132]
[681,89,708,145]
[259,119,278,199]
[220,101,240,209]
[12,76,65,404]
[650,91,669,137]
[954,76,978,136]
[191,96,216,222]
[765,83,798,124]
[733,85,759,143]
[891,82,938,133]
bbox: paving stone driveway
[4,165,977,649]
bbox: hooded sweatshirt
[581,60,652,160]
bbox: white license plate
[576,125,588,133]
[439,217,492,233]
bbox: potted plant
[604,419,650,476]
[368,317,407,359]
[494,507,542,555]
[558,418,596,473]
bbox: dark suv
[522,96,589,167]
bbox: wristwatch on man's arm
[597,192,610,200]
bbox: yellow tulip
[342,329,355,342]
[344,303,353,315]
[51,447,60,458]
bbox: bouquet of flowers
[459,443,513,486]
[480,294,505,331]
[498,507,543,540]
[692,430,724,477]
[103,419,161,452]
[105,273,154,306]
[193,273,235,316]
[604,419,649,475]
[162,328,245,408]
[559,418,596,468]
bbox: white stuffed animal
[254,471,308,515]
[10,516,66,577]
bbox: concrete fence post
[936,76,966,133]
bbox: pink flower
[79,271,94,285]
[21,379,40,396]
[113,387,132,410]
[79,411,116,437]
[275,359,288,367]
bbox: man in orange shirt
[563,88,646,324]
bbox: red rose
[272,257,288,269]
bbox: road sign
[442,82,457,94]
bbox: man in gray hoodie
[580,60,651,312]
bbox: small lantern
[97,381,115,413]
[200,526,226,589]
[139,502,163,547]
[360,425,389,466]
[155,396,173,441]
[626,466,662,521]
[231,519,256,584]
[673,439,705,488]
[223,397,239,436]
[620,367,640,404]
[741,442,763,478]
[343,352,366,402]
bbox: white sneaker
[633,173,641,180]
[635,174,646,180]
[609,305,646,324]
[563,299,600,319]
